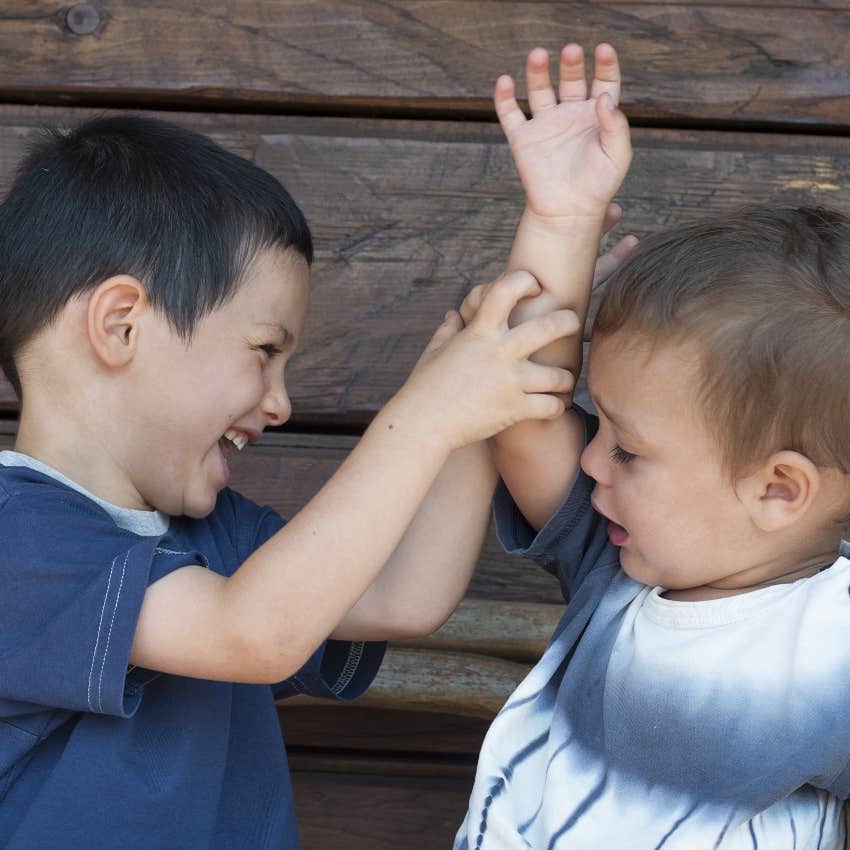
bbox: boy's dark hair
[0,114,313,399]
[594,206,850,478]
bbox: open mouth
[606,520,629,547]
[219,429,248,453]
[592,497,629,547]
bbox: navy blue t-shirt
[0,458,385,849]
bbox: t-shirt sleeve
[231,491,386,702]
[493,406,617,601]
[0,491,204,718]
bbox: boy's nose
[261,386,291,426]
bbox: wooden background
[1,3,849,847]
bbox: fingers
[596,92,633,169]
[589,42,621,106]
[592,234,639,288]
[506,309,581,360]
[557,43,587,102]
[459,283,488,325]
[519,360,576,395]
[421,309,464,356]
[493,74,527,136]
[526,47,557,114]
[471,270,541,328]
[601,201,623,236]
[523,393,566,421]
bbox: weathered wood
[284,646,532,719]
[397,598,562,663]
[287,749,476,779]
[291,764,470,850]
[1,3,849,130]
[0,108,848,419]
[281,706,490,755]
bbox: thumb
[596,93,632,173]
[421,309,464,357]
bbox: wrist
[376,391,455,460]
[521,206,607,236]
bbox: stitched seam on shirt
[97,550,129,713]
[88,553,118,711]
[331,642,364,696]
[0,719,39,739]
[153,547,188,555]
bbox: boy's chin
[181,491,219,520]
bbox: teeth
[224,429,247,451]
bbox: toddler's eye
[255,343,283,358]
[609,445,636,464]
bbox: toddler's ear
[86,275,148,367]
[739,451,820,533]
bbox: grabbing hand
[496,43,632,220]
[460,226,639,340]
[397,271,580,451]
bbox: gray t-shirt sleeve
[493,407,619,602]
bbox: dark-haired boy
[454,45,850,850]
[0,111,588,848]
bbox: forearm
[492,210,603,525]
[492,408,585,530]
[333,441,497,640]
[222,398,453,673]
[506,207,606,370]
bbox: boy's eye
[609,445,636,465]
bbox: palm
[507,99,622,218]
[495,44,631,220]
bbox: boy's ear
[737,451,820,533]
[86,275,149,368]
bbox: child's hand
[460,229,639,337]
[496,43,632,221]
[393,271,579,451]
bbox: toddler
[455,43,850,850]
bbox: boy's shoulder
[0,458,108,523]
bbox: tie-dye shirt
[455,449,850,850]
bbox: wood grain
[0,3,848,129]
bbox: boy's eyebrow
[255,321,290,340]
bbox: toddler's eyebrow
[592,396,643,441]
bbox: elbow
[229,619,318,685]
[382,604,454,640]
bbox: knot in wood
[66,3,100,35]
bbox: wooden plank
[0,108,848,417]
[282,706,489,754]
[291,765,470,850]
[1,3,849,129]
[285,646,532,719]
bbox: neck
[15,391,150,511]
[664,550,838,602]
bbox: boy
[0,111,584,847]
[454,43,850,850]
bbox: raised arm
[491,43,633,529]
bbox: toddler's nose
[580,436,608,485]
